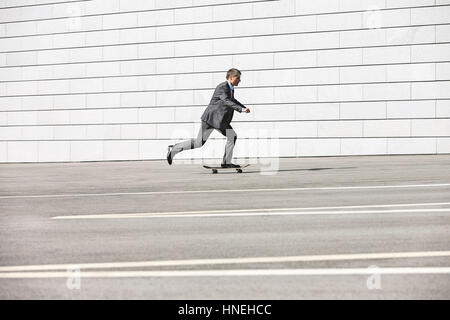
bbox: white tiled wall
[0,0,449,162]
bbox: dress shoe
[167,145,174,165]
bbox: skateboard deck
[203,164,250,174]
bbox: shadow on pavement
[201,167,358,174]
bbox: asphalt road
[0,154,449,299]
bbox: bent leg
[171,121,214,157]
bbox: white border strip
[3,183,450,199]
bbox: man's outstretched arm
[232,97,251,113]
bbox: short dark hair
[226,68,241,79]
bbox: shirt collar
[227,81,234,91]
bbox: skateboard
[203,164,250,174]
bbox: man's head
[226,68,241,87]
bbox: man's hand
[242,107,251,113]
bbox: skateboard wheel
[212,169,218,174]
[237,169,242,173]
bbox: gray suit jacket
[201,81,245,129]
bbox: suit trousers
[171,121,237,164]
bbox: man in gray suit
[167,68,250,168]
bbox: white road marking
[52,206,450,220]
[0,251,449,272]
[1,268,450,278]
[2,183,450,199]
[52,202,450,220]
